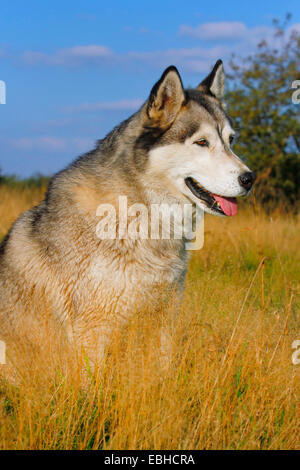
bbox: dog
[0,60,255,367]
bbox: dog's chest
[89,239,188,294]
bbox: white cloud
[125,45,229,73]
[65,99,144,113]
[17,22,300,75]
[177,21,298,63]
[11,136,66,150]
[178,21,277,48]
[20,43,228,73]
[7,136,94,153]
[22,45,114,66]
[179,22,248,40]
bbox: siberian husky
[0,60,255,366]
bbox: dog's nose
[238,171,256,191]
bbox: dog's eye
[195,139,209,147]
[229,135,235,145]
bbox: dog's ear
[146,66,185,128]
[197,60,225,100]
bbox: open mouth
[185,177,238,216]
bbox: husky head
[140,60,256,217]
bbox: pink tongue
[213,195,238,216]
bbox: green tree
[226,15,300,208]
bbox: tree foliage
[226,15,300,208]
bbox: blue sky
[1,0,300,177]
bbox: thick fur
[0,61,252,366]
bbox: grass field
[0,184,299,450]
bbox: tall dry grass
[0,185,45,240]
[0,185,299,449]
